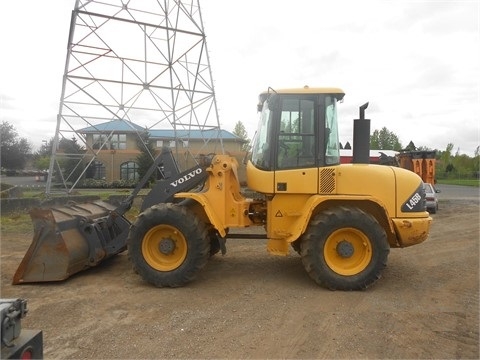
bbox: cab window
[276,98,316,169]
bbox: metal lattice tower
[46,0,222,194]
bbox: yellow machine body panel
[177,156,431,257]
[245,160,274,194]
[175,155,254,237]
[274,168,319,194]
[246,159,431,255]
[334,164,395,211]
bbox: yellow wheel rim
[324,228,373,276]
[142,224,187,271]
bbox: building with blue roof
[77,119,247,182]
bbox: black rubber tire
[291,239,301,255]
[208,229,222,257]
[300,206,390,290]
[127,203,210,287]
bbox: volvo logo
[170,168,203,187]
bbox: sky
[0,0,479,156]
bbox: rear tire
[128,203,210,287]
[300,206,389,290]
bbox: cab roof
[262,86,345,95]
[259,86,345,105]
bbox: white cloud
[0,0,478,155]
[202,0,479,155]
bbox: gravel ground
[1,187,478,359]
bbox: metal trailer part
[1,299,43,359]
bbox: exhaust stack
[352,102,371,164]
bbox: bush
[111,179,137,188]
[78,178,109,188]
[77,178,138,189]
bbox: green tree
[370,127,402,151]
[57,137,84,182]
[33,139,53,171]
[404,141,416,151]
[232,121,251,152]
[136,130,156,184]
[452,153,472,175]
[0,121,32,170]
[439,143,454,174]
[473,146,480,175]
[435,144,479,179]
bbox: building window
[156,140,186,148]
[92,134,108,150]
[86,160,106,179]
[120,161,139,181]
[92,133,127,150]
[110,134,127,150]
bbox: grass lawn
[436,179,480,187]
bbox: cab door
[274,96,318,194]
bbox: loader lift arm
[139,149,211,212]
[113,147,211,215]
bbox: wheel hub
[336,240,354,258]
[159,238,175,255]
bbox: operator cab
[251,87,345,171]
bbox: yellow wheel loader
[13,87,432,290]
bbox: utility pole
[46,0,222,195]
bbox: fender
[268,194,396,245]
[175,192,228,237]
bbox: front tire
[128,203,210,287]
[300,206,390,290]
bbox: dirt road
[1,192,478,359]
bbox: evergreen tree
[404,141,416,151]
[136,130,156,184]
[232,121,251,152]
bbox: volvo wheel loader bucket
[12,201,131,284]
